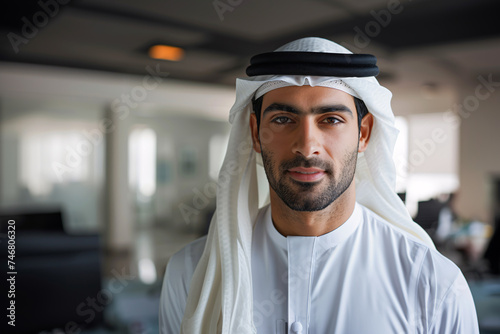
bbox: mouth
[287,167,326,182]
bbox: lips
[287,167,326,182]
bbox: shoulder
[358,203,462,278]
[169,236,208,271]
[358,203,430,246]
[159,236,207,334]
[416,245,478,332]
[357,205,478,332]
[164,235,207,292]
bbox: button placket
[287,237,316,334]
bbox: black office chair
[0,207,103,333]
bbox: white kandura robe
[160,203,479,334]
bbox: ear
[358,113,374,153]
[249,113,262,153]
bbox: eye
[271,116,292,124]
[322,117,342,125]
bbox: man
[160,37,479,333]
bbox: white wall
[407,112,459,175]
[456,77,500,223]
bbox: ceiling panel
[1,0,499,88]
[19,37,238,76]
[30,7,208,51]
[326,0,396,13]
[428,38,500,75]
[78,0,350,41]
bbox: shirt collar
[264,202,363,253]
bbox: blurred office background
[1,0,500,333]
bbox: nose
[292,118,321,158]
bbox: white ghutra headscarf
[180,37,434,334]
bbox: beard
[260,147,358,212]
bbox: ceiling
[1,0,500,106]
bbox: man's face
[250,86,372,212]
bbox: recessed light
[148,45,184,61]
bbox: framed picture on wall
[156,158,173,184]
[179,146,198,177]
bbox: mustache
[280,156,333,173]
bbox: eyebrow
[262,103,353,118]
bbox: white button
[291,321,303,333]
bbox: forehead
[261,85,356,109]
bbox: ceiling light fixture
[148,45,185,61]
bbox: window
[393,113,459,216]
[129,127,157,199]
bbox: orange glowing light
[148,45,184,61]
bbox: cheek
[259,126,290,149]
[323,131,359,157]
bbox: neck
[269,182,356,237]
